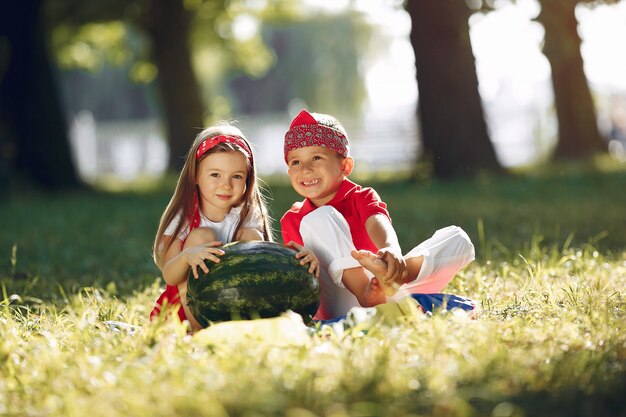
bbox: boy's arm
[365,214,408,285]
[281,212,319,276]
[285,241,320,277]
[280,213,304,246]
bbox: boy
[281,109,475,320]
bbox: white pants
[300,206,475,320]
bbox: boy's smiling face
[286,146,354,207]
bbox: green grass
[1,158,625,416]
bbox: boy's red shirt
[280,179,390,252]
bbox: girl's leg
[401,225,475,294]
[179,227,218,331]
[300,207,384,319]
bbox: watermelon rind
[186,241,320,327]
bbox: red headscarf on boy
[284,109,349,162]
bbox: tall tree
[0,0,80,191]
[535,0,607,158]
[406,0,501,178]
[46,0,205,170]
[45,0,294,171]
[140,0,204,168]
[477,0,615,159]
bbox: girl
[149,123,274,331]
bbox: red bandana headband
[189,134,254,232]
[284,109,349,162]
[196,134,253,165]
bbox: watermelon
[185,241,320,327]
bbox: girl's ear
[341,157,354,176]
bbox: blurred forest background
[2,5,626,415]
[1,0,625,193]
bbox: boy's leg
[400,225,475,294]
[300,206,383,319]
[179,227,218,331]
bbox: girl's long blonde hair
[153,123,273,267]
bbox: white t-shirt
[164,205,264,243]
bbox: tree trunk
[0,0,80,191]
[536,0,606,158]
[142,0,205,170]
[407,0,501,178]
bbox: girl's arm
[236,227,265,241]
[159,235,224,284]
[365,214,408,285]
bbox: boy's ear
[341,157,354,176]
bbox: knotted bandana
[196,135,253,164]
[284,109,349,162]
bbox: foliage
[468,0,622,13]
[226,12,372,116]
[1,161,625,416]
[44,0,291,123]
[44,0,371,118]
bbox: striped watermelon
[186,241,319,327]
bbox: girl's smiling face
[196,151,248,221]
[286,146,353,207]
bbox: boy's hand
[377,247,407,288]
[184,241,224,279]
[286,241,320,278]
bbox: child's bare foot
[363,278,387,306]
[351,250,396,296]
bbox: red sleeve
[354,187,390,225]
[280,211,304,246]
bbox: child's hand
[377,247,407,288]
[184,241,225,279]
[286,241,320,278]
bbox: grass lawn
[1,157,625,417]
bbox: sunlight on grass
[1,163,625,416]
[1,240,624,416]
